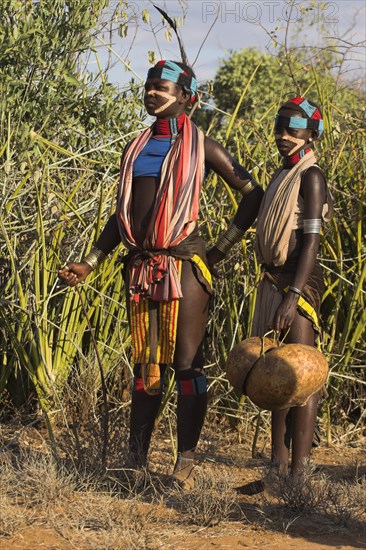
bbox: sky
[93,0,366,88]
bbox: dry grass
[0,493,27,537]
[0,419,365,549]
[0,447,160,549]
[12,452,76,507]
[163,466,243,527]
[324,477,366,527]
[260,462,366,534]
[50,494,153,550]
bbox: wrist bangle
[288,286,303,297]
[238,180,259,196]
[81,246,106,271]
[215,223,246,255]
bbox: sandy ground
[0,418,365,550]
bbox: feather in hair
[153,4,189,66]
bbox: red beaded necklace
[153,113,186,138]
[285,147,312,166]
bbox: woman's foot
[172,454,196,490]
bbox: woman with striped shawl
[238,97,333,495]
[59,60,263,488]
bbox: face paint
[275,125,306,156]
[146,90,177,113]
[282,134,306,155]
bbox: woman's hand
[206,246,226,278]
[272,292,299,333]
[58,262,93,287]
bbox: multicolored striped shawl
[116,114,205,303]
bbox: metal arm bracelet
[238,179,260,196]
[288,286,304,298]
[303,218,322,234]
[215,223,246,255]
[81,246,106,271]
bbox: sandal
[172,455,196,490]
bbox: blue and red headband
[275,97,324,136]
[146,60,197,102]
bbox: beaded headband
[275,115,324,134]
[147,60,197,102]
[276,97,324,136]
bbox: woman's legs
[128,260,209,474]
[129,364,166,466]
[238,313,320,495]
[271,408,291,475]
[290,391,319,476]
[172,261,210,483]
[272,314,319,476]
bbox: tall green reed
[0,2,364,456]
